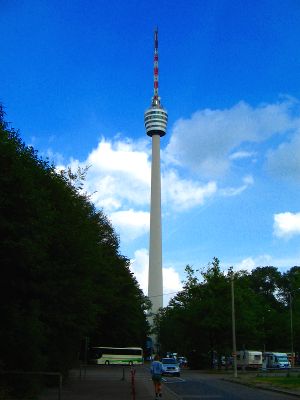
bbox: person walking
[150,354,163,398]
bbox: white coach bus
[89,346,143,365]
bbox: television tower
[144,28,168,337]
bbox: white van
[262,352,291,370]
[236,350,262,369]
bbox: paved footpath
[39,365,179,400]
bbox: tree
[156,258,298,369]
[0,107,149,397]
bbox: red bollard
[131,367,136,400]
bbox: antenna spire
[144,28,168,137]
[153,28,159,106]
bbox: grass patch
[254,376,300,390]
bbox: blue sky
[2,0,300,304]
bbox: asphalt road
[163,370,298,400]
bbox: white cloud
[130,248,149,294]
[42,148,65,166]
[57,135,218,242]
[57,97,292,245]
[235,255,273,272]
[162,169,217,210]
[232,253,300,272]
[56,135,233,242]
[220,175,254,197]
[236,257,257,271]
[229,151,256,160]
[266,132,300,182]
[88,139,150,184]
[166,98,298,178]
[83,138,220,215]
[130,249,182,306]
[163,266,182,292]
[110,210,149,241]
[273,212,300,238]
[85,138,151,211]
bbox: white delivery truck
[236,350,263,369]
[262,352,291,370]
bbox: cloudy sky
[2,0,300,305]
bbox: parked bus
[89,346,143,365]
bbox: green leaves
[0,111,148,388]
[157,259,300,367]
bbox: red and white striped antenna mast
[153,27,159,105]
[145,27,168,137]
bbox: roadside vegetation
[0,105,149,398]
[155,258,300,369]
[255,375,300,390]
[230,372,300,391]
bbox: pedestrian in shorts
[150,354,163,398]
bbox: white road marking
[181,396,222,399]
[162,377,185,383]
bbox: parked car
[177,356,188,367]
[161,357,180,377]
[166,352,177,359]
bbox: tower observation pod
[144,28,168,351]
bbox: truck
[236,350,262,369]
[262,352,291,370]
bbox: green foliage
[255,375,300,389]
[0,107,148,397]
[157,257,300,369]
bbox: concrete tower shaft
[148,133,163,313]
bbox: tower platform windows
[144,106,168,137]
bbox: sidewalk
[39,365,179,400]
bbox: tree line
[0,105,149,398]
[155,257,300,368]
